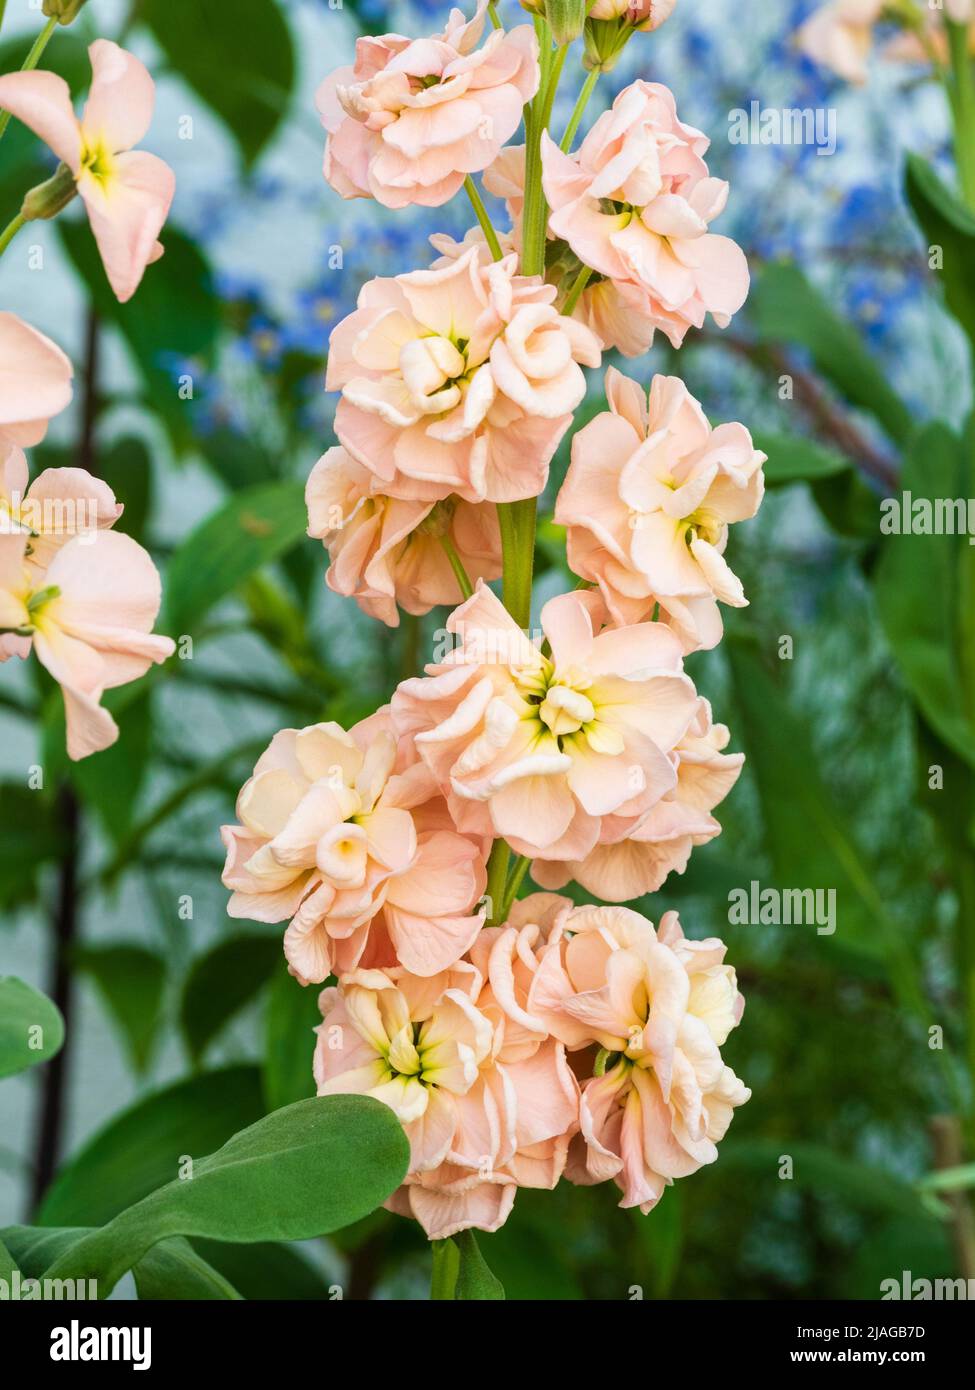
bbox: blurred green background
[1,0,974,1299]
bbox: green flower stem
[561,262,592,315]
[561,66,600,151]
[0,14,59,143]
[497,494,536,630]
[947,19,975,211]
[463,174,504,262]
[485,839,511,927]
[0,1,8,39]
[438,532,474,600]
[499,854,532,920]
[487,1,501,29]
[0,211,25,258]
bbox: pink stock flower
[796,0,885,83]
[0,312,73,447]
[305,445,501,627]
[316,1,539,210]
[221,712,487,982]
[555,367,766,652]
[588,0,676,26]
[316,947,578,1239]
[541,81,749,348]
[0,525,174,760]
[532,697,743,900]
[488,895,749,1213]
[0,41,175,302]
[326,245,601,504]
[1,442,123,576]
[391,582,699,864]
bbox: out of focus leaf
[191,1237,334,1300]
[0,1236,18,1279]
[43,1097,410,1295]
[726,642,927,1018]
[164,481,307,634]
[69,689,153,845]
[906,153,975,348]
[918,1162,975,1193]
[73,943,167,1074]
[0,785,66,911]
[140,0,295,168]
[0,977,64,1079]
[179,934,282,1064]
[99,437,154,546]
[58,220,218,449]
[264,968,321,1113]
[750,261,914,446]
[721,1139,928,1216]
[875,423,974,771]
[37,1065,265,1227]
[754,432,852,486]
[631,1185,683,1298]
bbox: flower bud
[42,0,89,23]
[546,0,589,45]
[589,0,675,28]
[21,163,77,222]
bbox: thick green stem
[439,532,474,601]
[485,839,511,927]
[464,174,504,262]
[497,495,536,630]
[0,212,25,258]
[430,1238,458,1299]
[0,15,59,144]
[500,855,532,920]
[561,67,600,151]
[947,19,975,211]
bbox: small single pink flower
[316,1,539,210]
[305,445,501,627]
[555,367,765,651]
[327,246,601,504]
[0,312,73,446]
[0,40,175,302]
[391,582,699,863]
[221,711,487,981]
[0,527,174,759]
[532,697,743,900]
[541,81,749,348]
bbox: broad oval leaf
[0,977,64,1079]
[43,1096,410,1294]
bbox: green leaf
[263,968,321,1113]
[725,642,927,1017]
[749,261,914,447]
[753,431,852,486]
[874,422,975,771]
[631,1185,683,1298]
[69,688,153,845]
[73,943,167,1073]
[164,481,308,634]
[721,1139,930,1217]
[37,1065,265,1227]
[2,1225,241,1300]
[131,1236,242,1300]
[0,785,67,911]
[0,1236,19,1280]
[57,220,218,450]
[180,934,282,1064]
[99,437,154,546]
[191,1237,334,1300]
[43,1097,410,1295]
[918,1162,975,1193]
[139,0,295,168]
[905,152,975,347]
[0,977,64,1079]
[453,1229,505,1300]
